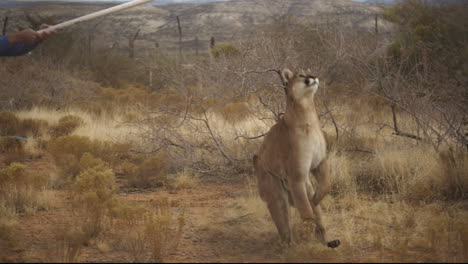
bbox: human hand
[8,28,41,45]
[8,24,58,46]
[37,24,58,41]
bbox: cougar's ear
[281,68,293,86]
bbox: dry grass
[172,169,200,190]
[112,198,186,262]
[16,107,136,142]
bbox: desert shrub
[0,163,48,213]
[49,115,84,138]
[0,112,20,136]
[79,152,105,172]
[47,135,99,178]
[218,102,251,124]
[72,164,116,241]
[210,44,240,58]
[47,135,125,180]
[125,152,168,188]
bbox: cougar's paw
[327,239,340,248]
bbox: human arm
[0,25,57,57]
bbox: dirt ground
[3,183,283,263]
[0,153,283,263]
[1,156,467,263]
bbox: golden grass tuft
[172,169,200,190]
[112,198,186,262]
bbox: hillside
[0,0,393,51]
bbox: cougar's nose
[306,77,319,86]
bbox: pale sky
[13,0,122,1]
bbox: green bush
[210,44,240,58]
[383,0,468,82]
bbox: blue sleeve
[0,36,37,57]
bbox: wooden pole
[37,0,154,33]
[176,16,182,61]
[2,16,8,36]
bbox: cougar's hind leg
[306,175,340,248]
[305,181,327,244]
[258,171,292,244]
[311,158,331,206]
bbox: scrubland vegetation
[0,0,467,262]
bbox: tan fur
[253,69,337,246]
